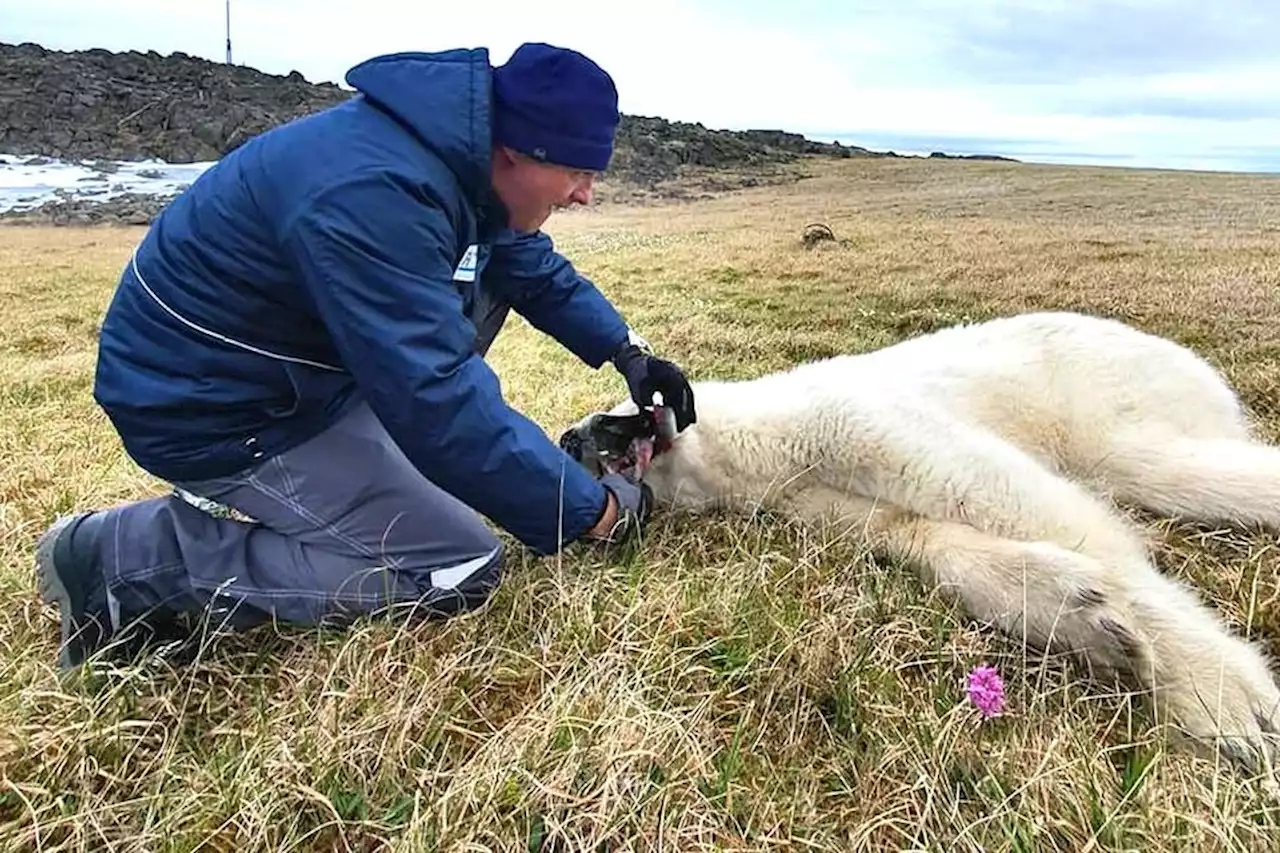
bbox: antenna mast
[225,0,233,64]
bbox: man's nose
[569,174,596,205]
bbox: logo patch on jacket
[453,244,479,283]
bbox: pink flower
[966,664,1005,719]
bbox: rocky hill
[0,41,1014,223]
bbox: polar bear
[560,310,1280,780]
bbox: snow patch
[0,152,214,213]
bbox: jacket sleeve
[483,228,630,368]
[281,170,610,555]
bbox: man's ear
[491,145,519,170]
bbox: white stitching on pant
[244,473,379,561]
[273,455,298,503]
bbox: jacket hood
[344,48,494,202]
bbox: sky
[7,0,1280,173]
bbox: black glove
[584,472,653,549]
[612,343,697,432]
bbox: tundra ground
[4,157,1280,851]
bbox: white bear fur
[582,310,1280,779]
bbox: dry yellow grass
[5,157,1280,851]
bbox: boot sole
[35,513,87,670]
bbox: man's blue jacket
[92,48,632,555]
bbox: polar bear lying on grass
[561,310,1280,781]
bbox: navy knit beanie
[491,42,620,172]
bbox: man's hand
[611,343,697,432]
[584,472,653,548]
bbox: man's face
[491,146,599,232]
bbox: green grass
[5,156,1280,850]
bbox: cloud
[1026,64,1280,121]
[5,0,1280,172]
[925,0,1280,83]
[703,0,1280,84]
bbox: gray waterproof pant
[95,286,514,640]
[96,401,505,637]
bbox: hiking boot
[35,511,112,670]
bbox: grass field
[5,156,1280,851]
